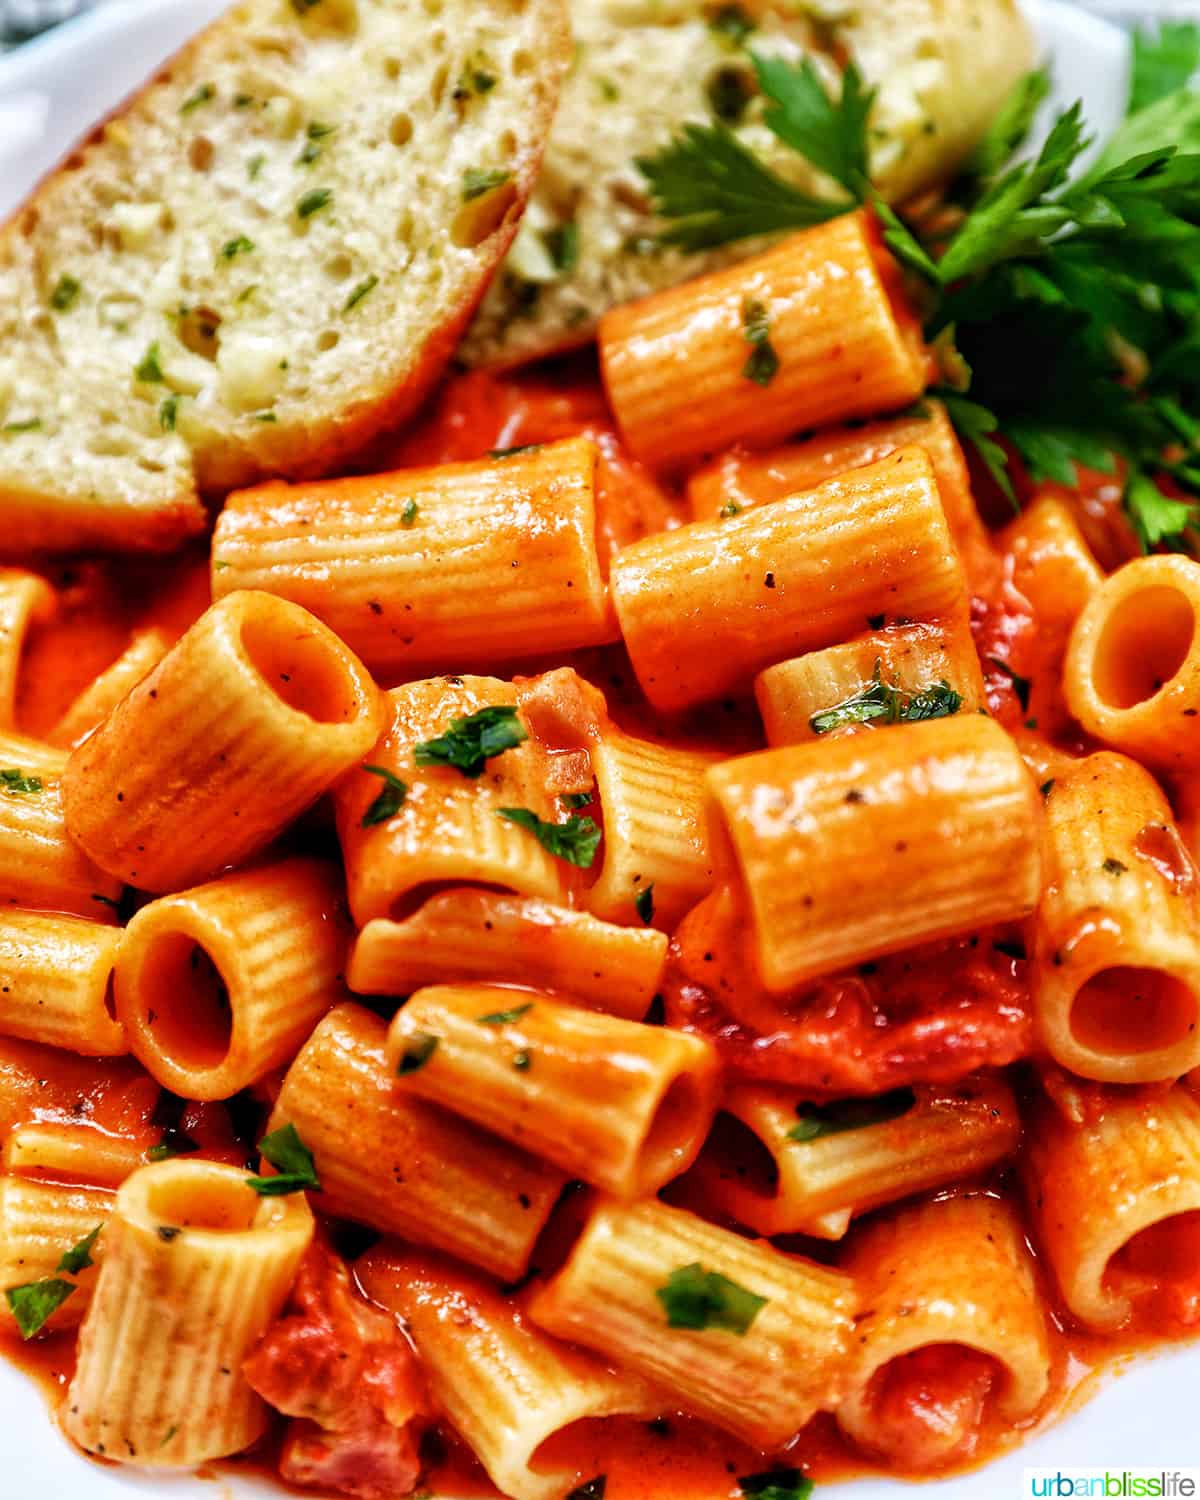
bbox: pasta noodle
[62,590,384,892]
[529,1197,857,1449]
[0,570,54,730]
[0,910,126,1056]
[212,437,615,674]
[113,857,351,1100]
[358,1245,659,1500]
[1032,753,1200,1082]
[387,984,720,1196]
[49,627,171,750]
[63,1159,313,1466]
[3,1122,143,1189]
[0,1176,112,1332]
[0,769,123,920]
[611,447,966,712]
[599,213,926,470]
[268,1003,565,1280]
[348,891,666,1020]
[706,714,1043,991]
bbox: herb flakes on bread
[0,0,571,552]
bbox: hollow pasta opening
[143,1168,258,1233]
[1092,586,1195,710]
[134,933,234,1071]
[1107,1210,1200,1330]
[240,611,356,724]
[700,1110,779,1204]
[1070,966,1197,1056]
[638,1071,713,1190]
[857,1343,1002,1470]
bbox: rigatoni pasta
[387,984,720,1196]
[49,627,171,750]
[611,447,966,712]
[0,911,125,1056]
[212,438,616,675]
[0,1176,112,1333]
[0,570,54,730]
[0,769,123,920]
[600,213,926,470]
[63,591,384,892]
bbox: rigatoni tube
[611,447,966,712]
[1023,1085,1200,1332]
[837,1194,1052,1469]
[212,437,616,676]
[348,891,666,1021]
[0,569,54,729]
[528,1197,856,1449]
[0,1177,113,1333]
[62,590,384,893]
[387,984,720,1197]
[63,1159,313,1466]
[358,1246,659,1500]
[0,771,123,919]
[706,715,1043,992]
[114,858,351,1100]
[1065,555,1200,771]
[269,1003,564,1281]
[0,911,125,1056]
[600,212,926,470]
[49,627,171,749]
[1032,753,1200,1082]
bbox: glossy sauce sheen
[0,365,1174,1496]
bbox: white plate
[0,2,1189,1496]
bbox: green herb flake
[545,221,580,275]
[462,167,511,202]
[810,660,962,734]
[489,443,542,459]
[57,1225,102,1276]
[512,1049,533,1071]
[741,296,780,386]
[708,4,755,46]
[2,419,41,435]
[398,1032,439,1076]
[361,765,409,827]
[220,235,256,262]
[5,1279,76,1340]
[739,1470,814,1500]
[49,274,81,312]
[477,1003,534,1026]
[181,83,216,114]
[635,885,655,925]
[297,188,333,220]
[787,1087,916,1143]
[655,1262,767,1335]
[159,1426,179,1449]
[718,500,743,518]
[988,657,1032,714]
[415,705,528,779]
[560,792,593,810]
[1103,857,1129,876]
[248,154,267,181]
[135,342,165,384]
[400,498,419,527]
[247,1123,321,1197]
[344,274,380,313]
[0,769,42,795]
[1040,779,1056,798]
[498,807,602,869]
[160,395,180,432]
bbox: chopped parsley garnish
[297,188,333,220]
[741,297,779,386]
[489,443,542,458]
[5,1279,77,1340]
[344,274,379,313]
[181,83,215,114]
[135,342,165,384]
[159,395,180,432]
[635,885,655,924]
[708,4,755,47]
[655,1263,767,1335]
[988,657,1032,713]
[462,167,511,201]
[1103,857,1129,876]
[247,1123,321,1196]
[477,1002,534,1025]
[148,1088,201,1161]
[560,792,593,810]
[57,1225,102,1275]
[220,235,255,262]
[546,222,580,275]
[248,154,267,181]
[1041,779,1056,797]
[299,121,337,166]
[397,1032,439,1075]
[361,765,409,827]
[49,274,81,311]
[414,705,527,778]
[635,34,1200,544]
[787,1087,916,1142]
[719,500,743,518]
[1,419,40,435]
[400,498,419,527]
[810,660,962,734]
[739,1471,814,1500]
[0,769,42,795]
[498,807,602,869]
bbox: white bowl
[1,2,1190,1496]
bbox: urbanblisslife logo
[1026,1473,1200,1497]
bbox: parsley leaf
[57,1225,102,1275]
[297,188,333,220]
[810,660,962,734]
[1130,23,1200,116]
[937,391,1016,504]
[708,4,754,47]
[635,884,655,924]
[787,1088,915,1142]
[477,1002,534,1025]
[220,235,255,261]
[0,769,42,795]
[463,167,511,201]
[742,297,780,385]
[415,705,527,778]
[753,55,872,198]
[5,1279,76,1339]
[739,1471,814,1500]
[397,1032,439,1075]
[49,274,81,311]
[400,498,419,527]
[248,1123,320,1197]
[988,657,1032,713]
[655,1263,767,1335]
[361,765,409,827]
[135,342,165,384]
[344,274,379,313]
[967,67,1053,182]
[1126,468,1196,551]
[498,807,602,868]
